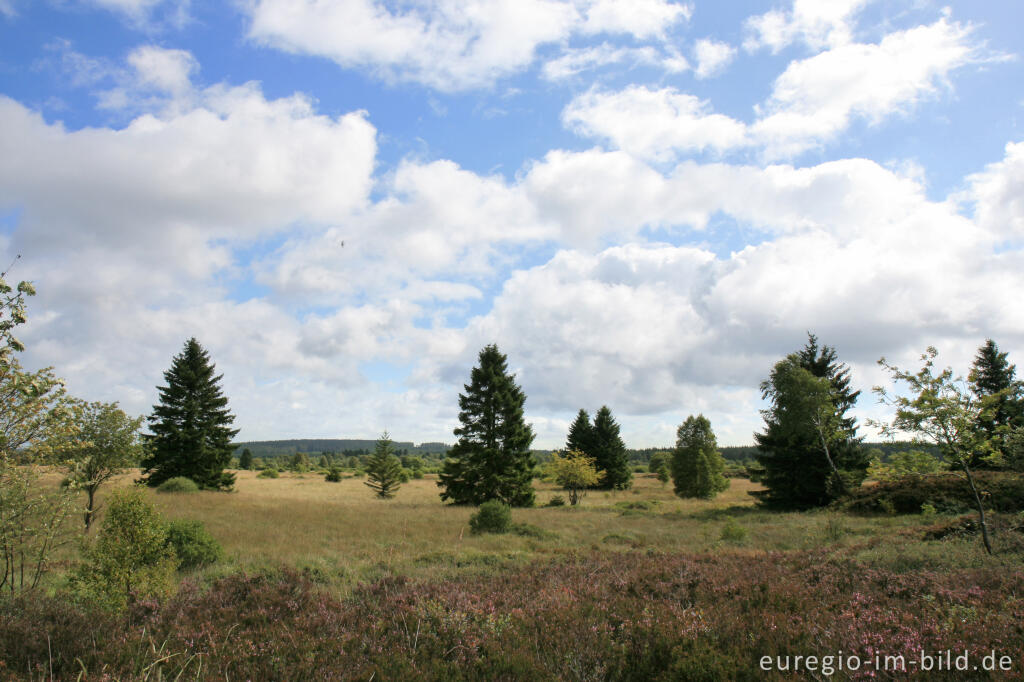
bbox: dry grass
[45,471,937,587]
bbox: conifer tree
[566,409,596,456]
[754,334,867,509]
[140,338,238,490]
[238,448,253,470]
[438,344,536,506]
[592,405,631,489]
[969,339,1023,467]
[365,432,403,499]
[671,414,728,499]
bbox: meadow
[3,471,1024,680]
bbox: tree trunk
[815,420,846,495]
[961,461,993,555]
[84,487,96,531]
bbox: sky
[1,0,1023,449]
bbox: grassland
[6,470,1024,680]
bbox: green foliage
[648,451,671,483]
[671,415,728,499]
[1005,426,1024,472]
[873,347,1001,553]
[238,448,253,470]
[0,271,35,359]
[288,452,310,472]
[439,345,536,507]
[565,409,597,458]
[257,468,279,479]
[546,449,601,505]
[969,339,1024,468]
[755,334,867,509]
[65,401,144,531]
[719,518,748,543]
[165,519,222,571]
[839,471,1024,515]
[591,406,631,490]
[324,466,343,482]
[365,432,403,499]
[469,500,512,534]
[156,476,199,494]
[546,495,566,507]
[72,487,176,610]
[867,449,943,482]
[318,455,329,469]
[140,338,239,491]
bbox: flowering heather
[1,550,1021,680]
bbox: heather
[3,548,1022,681]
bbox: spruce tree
[969,339,1023,467]
[754,334,867,509]
[438,344,536,506]
[671,414,728,499]
[365,432,403,499]
[592,405,631,490]
[238,448,253,470]
[566,409,596,456]
[140,338,238,490]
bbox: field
[3,471,1024,680]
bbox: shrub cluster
[156,477,199,494]
[468,500,511,534]
[839,471,1024,515]
[166,519,223,571]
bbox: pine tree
[566,409,596,456]
[592,405,631,490]
[140,338,238,490]
[754,333,867,509]
[671,414,728,499]
[364,432,403,499]
[238,448,253,470]
[969,339,1024,468]
[438,344,536,506]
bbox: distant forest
[236,439,934,463]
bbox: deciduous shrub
[71,487,176,610]
[546,495,566,507]
[257,468,279,479]
[469,500,511,534]
[165,519,222,570]
[156,476,199,493]
[838,471,1024,515]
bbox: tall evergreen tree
[566,409,596,456]
[140,338,238,490]
[438,344,536,506]
[364,432,403,499]
[672,414,728,499]
[754,333,867,509]
[238,448,253,470]
[592,405,631,490]
[969,339,1023,467]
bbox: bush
[72,488,176,610]
[546,495,566,507]
[838,471,1024,515]
[720,517,748,543]
[324,467,343,482]
[258,468,279,479]
[156,476,199,493]
[165,519,222,570]
[469,500,511,535]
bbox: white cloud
[563,18,981,161]
[245,0,689,91]
[753,17,979,157]
[541,44,681,81]
[692,38,736,79]
[965,141,1024,239]
[562,86,748,161]
[744,0,871,53]
[126,45,197,94]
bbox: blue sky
[1,0,1023,448]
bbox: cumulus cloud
[965,141,1024,239]
[564,18,981,160]
[561,86,748,161]
[541,44,683,81]
[244,0,690,91]
[692,38,736,79]
[744,0,871,53]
